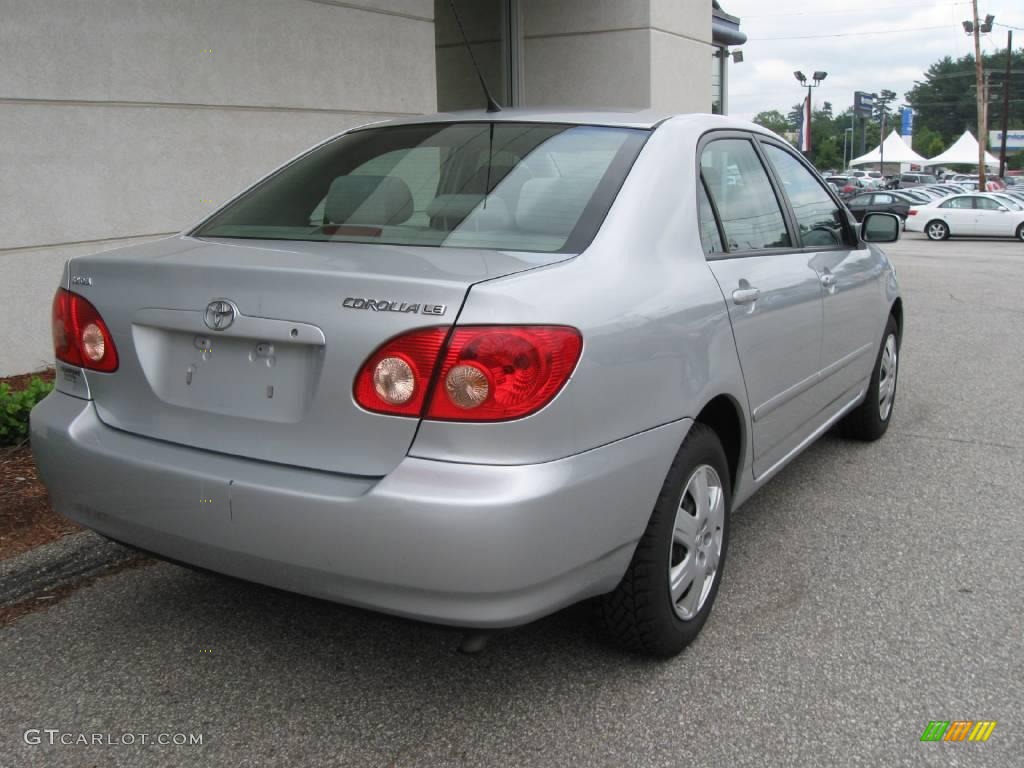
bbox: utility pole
[971,0,986,188]
[1000,30,1013,178]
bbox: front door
[758,142,879,414]
[700,136,825,478]
[973,196,1015,235]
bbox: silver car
[31,110,903,656]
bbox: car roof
[350,108,777,133]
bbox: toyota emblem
[204,299,238,331]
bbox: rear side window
[940,197,973,209]
[697,183,724,253]
[762,144,848,248]
[195,122,648,254]
[700,139,791,251]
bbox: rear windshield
[194,122,648,253]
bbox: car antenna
[446,0,502,113]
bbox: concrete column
[520,0,711,112]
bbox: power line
[752,25,951,41]
[744,1,969,19]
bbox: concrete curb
[0,530,142,608]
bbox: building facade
[0,0,742,375]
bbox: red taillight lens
[353,327,448,416]
[353,325,582,421]
[907,209,918,216]
[51,288,119,372]
[426,326,582,421]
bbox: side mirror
[861,212,901,243]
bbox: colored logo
[920,721,997,742]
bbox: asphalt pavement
[2,234,1022,767]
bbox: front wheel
[599,424,730,657]
[838,316,899,441]
[925,220,949,241]
[1016,223,1024,242]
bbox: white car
[906,192,1024,241]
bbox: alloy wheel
[878,333,898,421]
[669,464,725,620]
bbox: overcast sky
[724,0,1023,122]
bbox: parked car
[30,111,904,657]
[899,173,938,188]
[827,175,869,197]
[905,192,1024,240]
[845,191,911,222]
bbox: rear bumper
[30,392,690,628]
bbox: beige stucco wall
[0,0,436,376]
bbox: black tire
[925,220,949,241]
[838,315,900,441]
[599,423,731,657]
[1016,223,1024,242]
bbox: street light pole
[793,70,827,156]
[874,90,896,178]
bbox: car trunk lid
[70,235,567,475]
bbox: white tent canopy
[922,130,998,167]
[849,131,927,166]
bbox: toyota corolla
[31,111,903,656]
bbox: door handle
[732,287,761,305]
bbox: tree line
[753,46,1024,171]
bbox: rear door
[700,134,825,478]
[936,196,976,233]
[759,140,878,416]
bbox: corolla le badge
[204,299,238,331]
[342,297,447,316]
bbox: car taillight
[353,327,448,416]
[907,209,918,216]
[51,288,119,372]
[427,326,582,421]
[353,325,582,421]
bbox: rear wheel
[839,315,899,441]
[1016,223,1024,242]
[599,424,730,657]
[925,220,949,241]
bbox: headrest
[426,194,485,221]
[515,177,591,236]
[324,175,414,226]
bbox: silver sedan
[31,110,903,656]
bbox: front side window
[195,122,648,254]
[849,194,872,206]
[700,139,791,251]
[762,144,848,248]
[976,196,1011,211]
